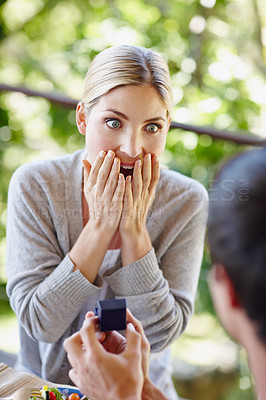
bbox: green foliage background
[0,0,266,399]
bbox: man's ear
[76,102,87,135]
[215,264,241,309]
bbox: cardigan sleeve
[6,163,102,343]
[103,174,208,352]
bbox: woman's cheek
[151,136,167,157]
[86,134,113,162]
[94,131,115,152]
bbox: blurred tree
[0,1,265,397]
[1,0,265,299]
[1,0,266,312]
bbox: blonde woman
[6,45,208,399]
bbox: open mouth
[120,165,134,178]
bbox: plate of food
[29,386,89,400]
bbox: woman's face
[77,85,171,169]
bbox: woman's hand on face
[118,154,160,265]
[119,153,160,236]
[83,150,125,235]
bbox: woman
[6,45,208,399]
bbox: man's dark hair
[207,147,266,343]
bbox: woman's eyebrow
[104,109,166,123]
[144,116,166,123]
[104,109,128,120]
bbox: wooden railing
[1,83,266,147]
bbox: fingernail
[127,323,135,331]
[114,157,119,166]
[85,311,95,318]
[96,331,105,341]
[145,154,151,161]
[126,175,131,183]
[136,160,142,168]
[153,154,159,162]
[107,150,114,159]
[99,151,106,158]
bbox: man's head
[207,147,266,344]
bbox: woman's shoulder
[149,168,208,238]
[10,149,85,185]
[158,167,208,204]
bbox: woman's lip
[120,163,135,167]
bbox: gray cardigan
[6,149,208,399]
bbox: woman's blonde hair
[82,45,173,117]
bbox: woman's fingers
[82,159,91,182]
[141,153,159,195]
[87,150,106,187]
[142,153,151,192]
[83,151,126,231]
[104,157,121,198]
[149,154,160,194]
[132,159,142,202]
[123,175,133,214]
[96,150,116,195]
[132,154,156,202]
[84,150,121,199]
[84,151,159,232]
[120,153,159,227]
[113,173,126,204]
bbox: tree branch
[1,83,266,146]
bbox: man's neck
[244,331,266,400]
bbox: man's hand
[94,309,150,379]
[64,314,144,400]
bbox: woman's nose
[119,134,142,158]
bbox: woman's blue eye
[146,124,159,133]
[106,119,121,128]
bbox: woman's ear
[166,117,171,135]
[76,102,87,135]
